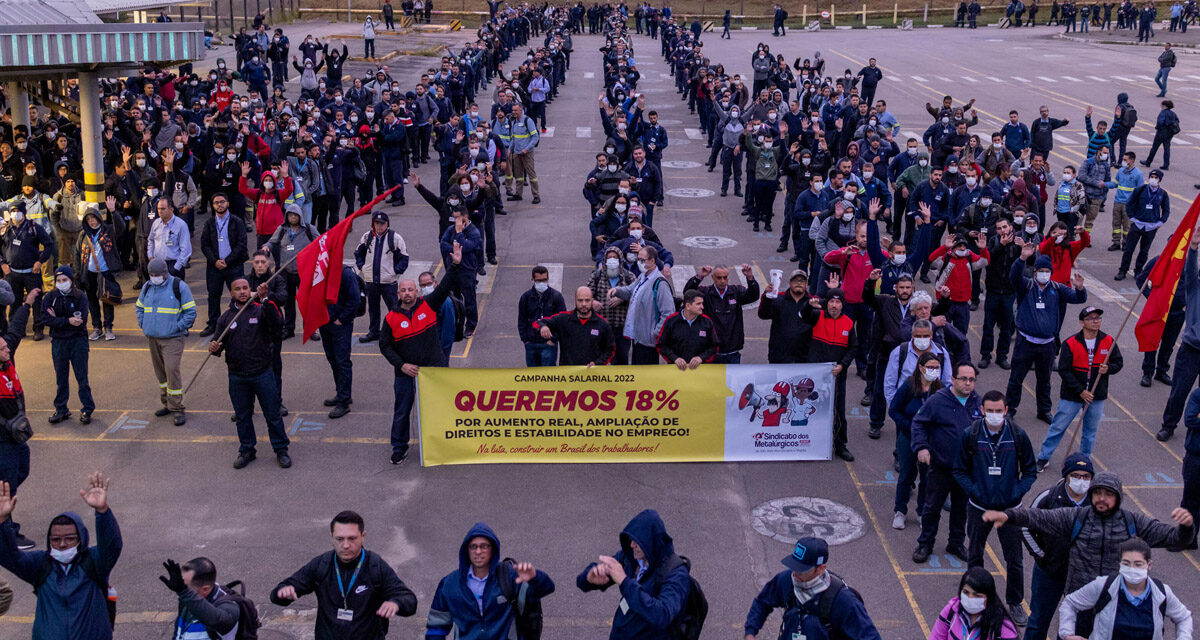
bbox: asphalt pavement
[0,21,1198,640]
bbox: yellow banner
[417,364,835,465]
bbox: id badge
[337,608,354,621]
[11,239,20,246]
[988,466,1002,476]
[619,597,630,614]
[1035,302,1045,309]
[286,244,295,251]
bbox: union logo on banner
[312,236,328,287]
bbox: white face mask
[891,254,906,266]
[955,248,969,258]
[135,159,147,168]
[913,337,932,351]
[1035,272,1052,285]
[959,593,987,615]
[1148,178,1159,187]
[768,113,777,121]
[801,157,811,166]
[1068,477,1091,495]
[50,546,78,564]
[947,166,959,174]
[941,117,950,124]
[1055,235,1065,244]
[262,180,274,190]
[420,285,435,296]
[11,211,25,223]
[862,171,874,181]
[984,412,1005,427]
[993,143,1002,150]
[908,147,918,156]
[1025,225,1038,234]
[965,177,977,187]
[979,198,992,208]
[607,164,618,173]
[637,260,650,273]
[615,203,628,213]
[174,142,184,151]
[460,183,471,194]
[146,188,159,198]
[55,280,71,293]
[1063,173,1074,182]
[842,212,854,222]
[629,229,643,240]
[812,182,824,191]
[843,192,856,202]
[1119,565,1148,585]
[918,159,928,167]
[533,281,549,293]
[1012,215,1024,225]
[626,252,638,263]
[923,367,941,382]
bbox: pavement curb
[1055,32,1200,48]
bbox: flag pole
[182,185,401,395]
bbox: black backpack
[1090,573,1166,617]
[816,572,863,632]
[654,555,708,640]
[33,549,116,629]
[213,580,261,640]
[353,272,368,317]
[1122,106,1138,129]
[496,558,543,640]
[450,292,467,342]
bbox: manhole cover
[751,496,866,545]
[666,187,713,198]
[681,235,738,249]
[662,160,701,169]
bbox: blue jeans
[894,430,928,515]
[524,342,558,366]
[392,374,416,456]
[1024,564,1066,640]
[1156,67,1171,94]
[52,336,94,413]
[319,321,354,405]
[229,369,289,454]
[1040,398,1105,460]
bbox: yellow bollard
[802,4,807,23]
[893,1,898,23]
[862,3,867,24]
[830,3,835,25]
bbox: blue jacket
[953,419,1038,510]
[745,570,882,640]
[889,383,935,436]
[1105,165,1144,205]
[0,510,122,640]
[908,180,951,222]
[1010,258,1087,339]
[577,509,690,640]
[135,276,198,339]
[859,177,892,211]
[440,223,485,272]
[794,188,831,231]
[1181,249,1200,349]
[911,387,983,468]
[1126,184,1170,227]
[1000,121,1031,155]
[327,265,361,325]
[426,522,555,640]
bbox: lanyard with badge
[335,550,365,622]
[982,423,1004,476]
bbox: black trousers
[205,263,243,328]
[917,464,966,549]
[1144,309,1184,375]
[1005,334,1056,416]
[1119,225,1157,274]
[967,504,1025,605]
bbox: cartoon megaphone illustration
[737,383,764,411]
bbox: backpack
[33,549,116,629]
[895,342,947,378]
[496,558,543,640]
[1089,573,1166,617]
[1069,508,1137,543]
[353,272,368,317]
[816,573,864,632]
[1166,113,1181,137]
[139,277,184,309]
[212,580,261,640]
[653,555,708,640]
[1122,106,1138,129]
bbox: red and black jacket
[655,312,719,364]
[380,265,458,371]
[534,310,616,366]
[800,304,857,370]
[1057,330,1123,403]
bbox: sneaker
[276,451,293,468]
[1036,459,1050,473]
[104,330,116,341]
[233,451,257,469]
[391,451,409,465]
[945,544,969,563]
[912,545,932,563]
[89,329,103,341]
[1009,605,1028,627]
[1141,373,1153,387]
[15,534,35,550]
[892,512,906,530]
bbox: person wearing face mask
[910,362,983,564]
[239,53,272,102]
[712,100,746,197]
[892,148,930,239]
[911,168,952,282]
[587,247,636,365]
[353,212,410,344]
[1039,222,1088,292]
[607,245,676,365]
[952,391,1037,624]
[0,201,54,340]
[743,536,883,640]
[0,473,122,637]
[1019,453,1095,640]
[41,265,95,425]
[1053,165,1086,235]
[1104,151,1144,252]
[799,283,858,460]
[1006,248,1087,422]
[1059,538,1193,640]
[929,234,990,334]
[75,207,123,341]
[1037,306,1123,469]
[517,265,567,367]
[137,258,197,425]
[887,351,944,529]
[439,211,483,337]
[1117,168,1170,281]
[930,568,1020,640]
[987,471,1194,640]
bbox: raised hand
[79,472,110,513]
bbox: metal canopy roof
[85,0,203,16]
[0,0,102,25]
[0,22,204,78]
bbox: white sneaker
[89,329,103,341]
[104,330,116,341]
[892,511,906,530]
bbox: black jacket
[247,268,289,311]
[270,549,418,640]
[0,221,53,270]
[656,312,719,363]
[535,310,615,365]
[517,286,566,343]
[756,292,813,363]
[862,283,908,354]
[1020,479,1086,574]
[200,213,249,267]
[985,237,1022,295]
[380,266,456,371]
[213,299,282,375]
[40,287,89,340]
[683,277,760,353]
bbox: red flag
[296,186,400,342]
[1135,192,1200,352]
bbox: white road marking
[1187,75,1200,80]
[1075,266,1128,304]
[1087,75,1107,82]
[576,126,592,138]
[962,76,979,83]
[408,261,434,277]
[1037,76,1057,83]
[1137,75,1155,82]
[584,72,595,79]
[1012,76,1030,83]
[900,131,921,142]
[671,265,696,295]
[1054,133,1075,144]
[911,75,928,82]
[936,76,952,82]
[1113,75,1132,82]
[986,76,1003,83]
[1063,76,1082,82]
[1126,134,1151,144]
[685,128,703,139]
[544,262,564,292]
[542,126,555,137]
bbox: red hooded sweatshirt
[1039,229,1089,285]
[239,170,294,236]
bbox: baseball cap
[372,211,389,224]
[782,536,829,573]
[789,269,808,281]
[1078,306,1104,320]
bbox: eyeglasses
[468,543,492,551]
[954,376,976,382]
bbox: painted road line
[1137,75,1155,82]
[1037,76,1057,83]
[576,126,592,138]
[1063,76,1082,82]
[1053,133,1075,144]
[408,260,434,278]
[542,126,555,137]
[1075,266,1128,304]
[671,264,696,294]
[910,75,928,82]
[1112,75,1132,82]
[1088,75,1107,82]
[987,76,1003,83]
[900,131,920,142]
[584,71,594,79]
[1012,76,1031,83]
[936,76,952,82]
[685,128,703,140]
[1126,134,1151,144]
[545,262,564,292]
[961,76,978,83]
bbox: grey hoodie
[613,268,676,347]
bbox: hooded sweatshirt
[0,509,123,640]
[1007,472,1194,592]
[426,522,555,640]
[238,171,294,236]
[576,509,691,640]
